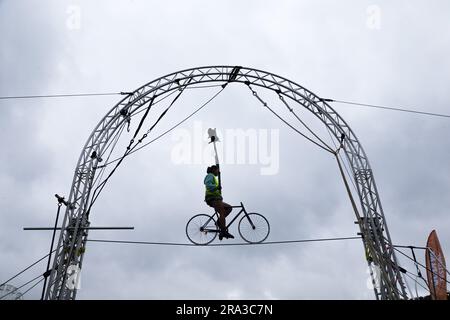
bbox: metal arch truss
[44,66,408,300]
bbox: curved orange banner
[425,230,447,300]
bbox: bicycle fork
[241,203,256,230]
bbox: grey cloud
[1,0,449,300]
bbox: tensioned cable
[246,84,334,154]
[129,89,180,118]
[89,86,180,209]
[409,246,430,291]
[0,274,43,300]
[98,85,220,135]
[325,99,450,119]
[91,122,126,191]
[125,83,220,123]
[0,248,58,288]
[393,245,450,277]
[394,246,427,298]
[393,247,450,285]
[0,92,122,100]
[395,245,450,278]
[0,85,225,101]
[97,86,227,169]
[87,236,362,247]
[93,90,182,173]
[247,86,368,261]
[17,277,45,300]
[403,271,430,294]
[127,87,226,156]
[185,83,225,90]
[277,92,334,152]
[2,90,449,120]
[325,127,358,192]
[88,84,225,211]
[405,269,428,297]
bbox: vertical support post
[41,194,67,300]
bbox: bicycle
[186,202,270,245]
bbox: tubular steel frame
[44,66,407,300]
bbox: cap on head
[207,165,218,174]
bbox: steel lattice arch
[44,66,408,300]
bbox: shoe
[218,231,224,241]
[223,231,235,239]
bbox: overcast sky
[1,0,449,300]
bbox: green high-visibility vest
[205,175,222,201]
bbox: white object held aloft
[207,128,220,166]
[207,128,220,143]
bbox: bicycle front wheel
[238,213,270,243]
[186,214,218,245]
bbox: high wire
[1,237,444,299]
[86,236,362,247]
[86,236,450,291]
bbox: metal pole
[212,140,222,189]
[41,194,65,300]
[208,128,222,189]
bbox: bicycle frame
[202,202,255,233]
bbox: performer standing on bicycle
[204,165,234,240]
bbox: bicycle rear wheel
[186,214,218,245]
[238,213,270,243]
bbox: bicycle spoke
[186,214,218,245]
[238,213,270,243]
